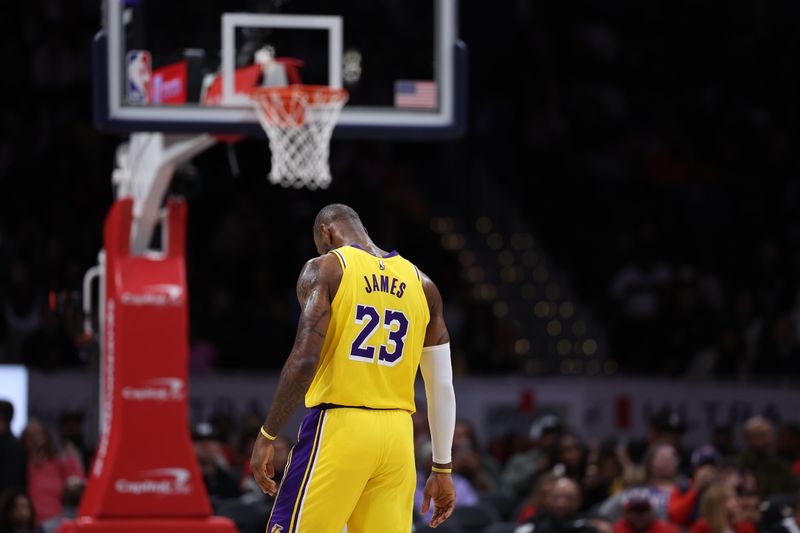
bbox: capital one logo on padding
[115,468,192,496]
[121,377,185,401]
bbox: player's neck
[347,238,385,257]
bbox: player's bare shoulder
[417,269,443,312]
[417,268,450,346]
[296,252,343,303]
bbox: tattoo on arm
[263,258,332,435]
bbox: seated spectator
[627,409,690,474]
[711,426,738,464]
[414,439,477,523]
[209,412,237,467]
[591,515,615,533]
[668,445,721,527]
[57,411,91,474]
[503,415,564,498]
[518,477,585,533]
[583,439,625,511]
[612,488,679,533]
[690,482,755,533]
[0,401,26,493]
[600,442,681,521]
[0,489,44,533]
[21,420,84,526]
[771,490,800,533]
[40,478,84,533]
[555,433,588,483]
[518,472,559,523]
[452,419,503,494]
[776,423,800,477]
[738,417,797,498]
[192,422,241,506]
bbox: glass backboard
[94,0,467,139]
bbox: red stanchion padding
[61,198,236,532]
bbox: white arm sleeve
[419,342,456,464]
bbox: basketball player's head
[313,203,366,254]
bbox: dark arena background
[1,1,800,533]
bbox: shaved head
[314,204,362,234]
[313,204,367,254]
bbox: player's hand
[420,472,455,528]
[250,434,278,496]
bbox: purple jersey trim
[413,264,421,281]
[348,243,399,258]
[331,249,347,269]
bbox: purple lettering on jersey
[378,309,409,366]
[363,275,372,293]
[371,274,380,292]
[396,282,406,298]
[390,278,398,295]
[380,275,389,292]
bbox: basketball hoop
[252,85,348,190]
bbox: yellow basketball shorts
[266,406,416,533]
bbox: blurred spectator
[591,516,615,533]
[20,310,80,370]
[40,477,83,533]
[711,426,738,463]
[191,422,240,506]
[0,489,44,533]
[20,420,84,526]
[770,491,800,533]
[414,439,477,523]
[518,472,559,524]
[735,490,761,532]
[600,442,681,521]
[452,419,502,494]
[668,445,721,527]
[2,261,42,365]
[753,317,800,376]
[628,409,690,473]
[0,401,26,493]
[411,409,431,449]
[57,411,91,473]
[776,423,800,471]
[607,244,672,372]
[517,477,586,533]
[690,482,756,533]
[209,412,237,467]
[555,433,588,483]
[612,488,679,533]
[583,439,624,511]
[503,415,564,498]
[738,417,797,498]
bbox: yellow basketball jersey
[305,245,430,412]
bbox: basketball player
[250,204,457,532]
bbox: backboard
[94,0,467,139]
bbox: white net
[252,85,348,190]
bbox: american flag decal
[394,80,437,109]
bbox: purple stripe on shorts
[266,409,323,532]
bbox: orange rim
[251,84,348,104]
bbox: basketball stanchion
[59,200,236,533]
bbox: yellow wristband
[431,466,452,474]
[259,426,277,441]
